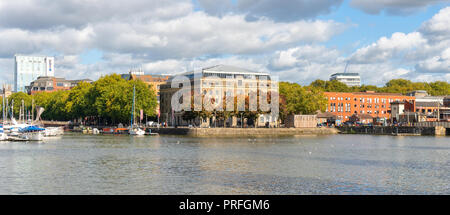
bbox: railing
[414,121,450,128]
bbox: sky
[0,0,449,86]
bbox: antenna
[344,61,349,73]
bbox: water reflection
[0,134,449,194]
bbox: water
[0,133,449,194]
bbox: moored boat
[129,127,145,135]
[44,127,64,137]
[18,126,45,141]
[0,125,7,141]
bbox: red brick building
[27,76,92,95]
[324,91,415,122]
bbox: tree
[279,82,327,120]
[65,81,94,120]
[7,92,32,117]
[89,74,157,125]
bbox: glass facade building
[14,55,55,92]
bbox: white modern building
[14,55,55,92]
[330,73,361,87]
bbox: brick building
[122,70,171,114]
[324,91,415,122]
[27,76,92,95]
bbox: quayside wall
[152,127,339,137]
[337,126,449,136]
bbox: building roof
[180,65,269,76]
[330,73,360,76]
[416,101,442,107]
[352,114,373,119]
[317,112,336,118]
[353,92,404,96]
[325,91,405,96]
[391,101,406,104]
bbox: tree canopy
[307,78,450,96]
[2,74,158,125]
[279,82,327,119]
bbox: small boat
[128,84,145,136]
[44,127,64,137]
[18,126,45,141]
[103,128,114,134]
[0,125,7,141]
[114,128,129,134]
[129,127,145,135]
[92,128,100,134]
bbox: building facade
[14,55,55,93]
[122,69,171,114]
[1,84,12,98]
[329,73,361,87]
[408,91,448,121]
[324,91,415,122]
[159,65,277,127]
[26,76,92,95]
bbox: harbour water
[0,133,449,194]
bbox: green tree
[7,92,32,117]
[279,82,327,120]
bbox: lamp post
[240,112,243,128]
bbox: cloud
[350,0,445,15]
[419,6,450,42]
[0,27,94,58]
[0,1,448,86]
[349,32,427,64]
[91,13,345,59]
[0,0,192,30]
[198,0,343,22]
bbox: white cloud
[349,32,427,64]
[91,13,345,59]
[419,6,450,42]
[0,0,192,29]
[0,1,448,86]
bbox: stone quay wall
[152,127,339,137]
[337,126,448,136]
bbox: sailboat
[1,91,8,141]
[0,125,7,141]
[18,125,45,141]
[129,84,145,135]
[6,102,46,141]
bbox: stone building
[26,76,92,95]
[159,65,278,127]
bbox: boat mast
[21,99,25,124]
[11,99,14,120]
[131,84,135,129]
[2,93,5,125]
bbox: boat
[92,128,100,134]
[129,84,145,136]
[114,128,129,134]
[129,127,145,135]
[44,127,64,137]
[0,125,7,141]
[103,127,114,134]
[18,125,45,141]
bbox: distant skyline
[0,0,449,86]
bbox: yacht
[0,125,7,141]
[129,127,145,135]
[44,127,64,137]
[128,84,146,136]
